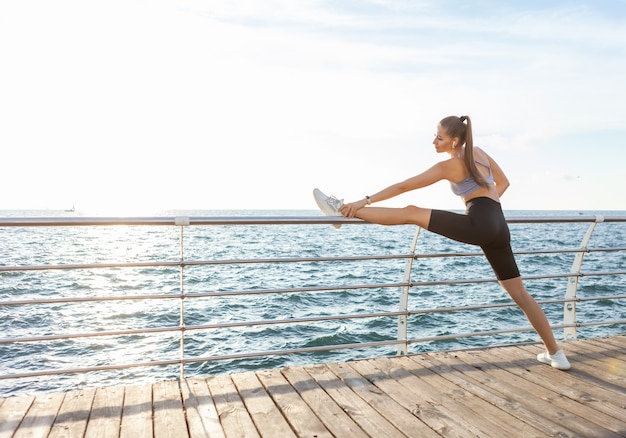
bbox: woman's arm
[340,160,456,217]
[373,161,451,201]
[487,154,510,197]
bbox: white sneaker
[537,349,571,370]
[313,188,344,229]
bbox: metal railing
[0,214,625,386]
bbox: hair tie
[459,116,467,123]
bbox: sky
[1,0,625,214]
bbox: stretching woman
[313,115,570,370]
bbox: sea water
[1,209,625,397]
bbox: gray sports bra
[450,158,494,197]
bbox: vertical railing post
[175,216,191,379]
[563,215,603,340]
[397,226,421,355]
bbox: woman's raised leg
[353,205,432,228]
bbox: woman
[313,115,570,370]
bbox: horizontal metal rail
[0,214,624,227]
[0,254,415,273]
[2,270,624,309]
[8,317,626,382]
[5,293,625,347]
[3,339,406,381]
[0,214,624,385]
[2,246,624,273]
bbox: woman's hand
[340,199,368,218]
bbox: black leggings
[427,197,520,281]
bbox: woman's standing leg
[500,277,559,353]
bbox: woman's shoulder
[443,153,465,166]
[439,154,468,180]
[473,146,492,162]
[473,145,487,155]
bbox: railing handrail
[1,213,625,388]
[0,213,625,227]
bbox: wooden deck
[1,335,625,438]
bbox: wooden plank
[357,357,501,438]
[119,384,153,438]
[152,380,189,438]
[582,337,626,379]
[488,344,626,437]
[281,366,369,438]
[348,358,461,437]
[13,391,65,438]
[518,343,626,393]
[2,335,626,438]
[572,337,626,362]
[488,345,626,422]
[569,340,626,383]
[600,334,626,349]
[451,348,624,437]
[85,385,125,438]
[255,368,332,438]
[304,363,406,438]
[181,378,225,438]
[206,374,260,438]
[397,355,545,437]
[49,387,96,438]
[585,335,626,352]
[415,352,575,437]
[230,371,296,437]
[326,361,440,438]
[0,395,34,438]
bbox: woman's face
[432,123,456,154]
